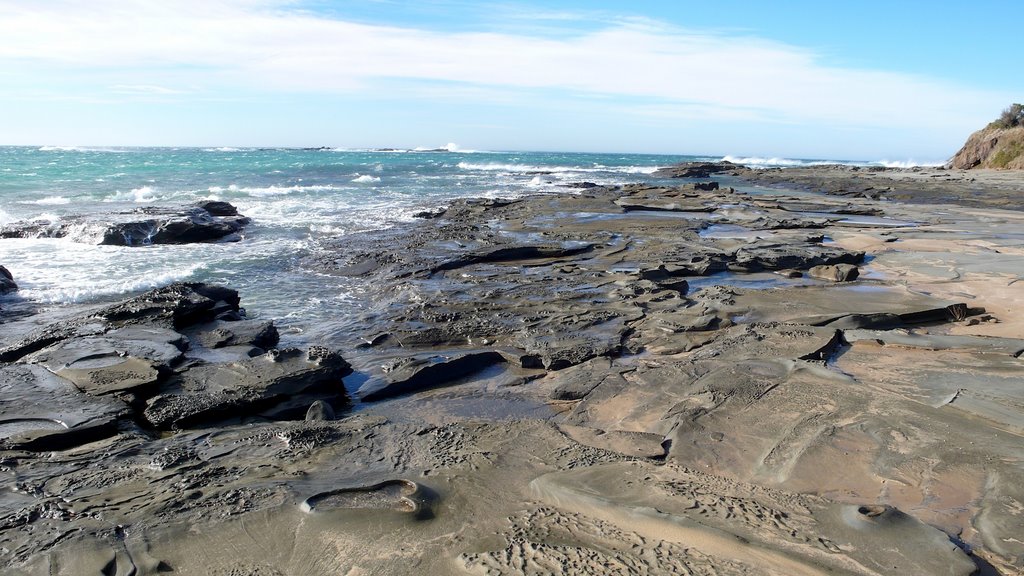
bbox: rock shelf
[3,173,1024,575]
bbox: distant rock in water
[0,202,250,246]
[652,161,739,179]
[948,104,1024,169]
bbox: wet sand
[3,168,1024,575]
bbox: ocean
[0,145,919,344]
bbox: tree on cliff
[992,103,1024,129]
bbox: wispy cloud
[0,0,1010,134]
[109,84,191,95]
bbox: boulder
[358,352,506,401]
[0,202,250,246]
[97,282,241,329]
[189,319,279,350]
[732,241,864,272]
[195,200,239,216]
[100,208,250,246]
[305,399,335,421]
[0,265,16,294]
[143,346,351,429]
[808,264,860,282]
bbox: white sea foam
[105,186,157,202]
[351,174,381,183]
[19,195,71,205]
[240,184,341,197]
[60,222,112,244]
[721,155,821,167]
[208,184,341,197]
[722,155,944,169]
[872,159,945,168]
[22,264,205,304]
[460,161,561,172]
[458,161,657,175]
[614,166,659,174]
[309,224,349,235]
[414,142,465,152]
[204,147,243,152]
[29,213,61,222]
[38,145,130,153]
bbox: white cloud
[0,0,1010,133]
[110,84,191,95]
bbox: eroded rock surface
[1,283,351,450]
[5,177,1024,575]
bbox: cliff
[948,125,1024,170]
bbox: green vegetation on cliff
[990,103,1024,129]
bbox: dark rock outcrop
[143,346,352,429]
[97,282,241,330]
[652,161,739,179]
[731,241,864,273]
[2,283,353,439]
[431,244,595,273]
[99,207,250,245]
[0,202,250,246]
[188,319,279,350]
[0,281,237,363]
[0,265,16,294]
[358,351,506,402]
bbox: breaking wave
[722,155,945,169]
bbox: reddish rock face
[948,125,1024,169]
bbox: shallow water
[1,146,700,343]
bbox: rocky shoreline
[2,166,1024,574]
[655,160,1024,210]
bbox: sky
[0,0,1021,161]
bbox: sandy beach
[3,165,1024,575]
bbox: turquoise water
[0,146,712,339]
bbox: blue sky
[1,0,1020,161]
